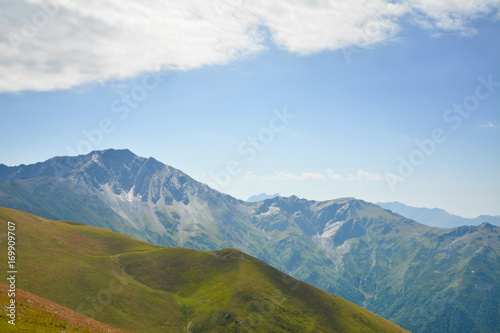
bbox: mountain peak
[247,192,280,202]
[479,222,495,230]
[334,197,361,204]
[85,148,140,165]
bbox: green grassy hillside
[0,283,122,332]
[0,206,408,332]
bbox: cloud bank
[250,169,385,181]
[0,0,498,92]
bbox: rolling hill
[0,206,408,332]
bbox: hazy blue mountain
[378,201,500,228]
[1,149,499,333]
[247,192,281,202]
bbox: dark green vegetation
[0,283,122,332]
[0,207,408,332]
[1,149,499,332]
[324,212,500,332]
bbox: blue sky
[1,0,499,217]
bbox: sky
[0,0,499,218]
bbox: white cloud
[259,169,385,181]
[261,171,325,181]
[327,169,344,180]
[302,172,327,180]
[347,169,385,181]
[410,0,500,35]
[242,171,258,180]
[261,172,303,181]
[244,0,406,55]
[0,0,498,92]
[0,0,264,92]
[479,122,496,128]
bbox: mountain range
[0,149,499,332]
[378,201,500,228]
[247,193,281,202]
[0,207,408,332]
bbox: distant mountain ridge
[1,149,499,333]
[377,201,500,228]
[247,193,281,202]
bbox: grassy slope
[0,283,122,333]
[0,206,408,332]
